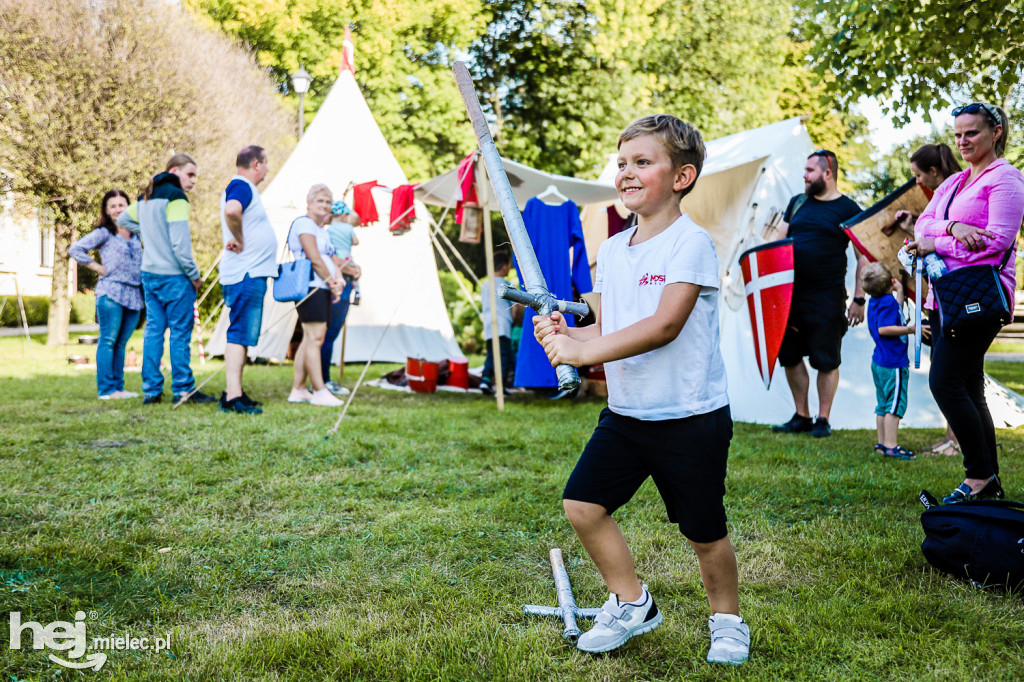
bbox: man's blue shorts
[872,362,909,418]
[223,274,267,347]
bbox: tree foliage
[185,0,486,179]
[189,0,873,184]
[0,0,294,344]
[469,0,874,179]
[797,0,1023,121]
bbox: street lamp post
[290,65,312,139]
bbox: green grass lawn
[2,334,1023,680]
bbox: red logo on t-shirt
[638,273,665,286]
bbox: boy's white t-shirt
[595,214,728,420]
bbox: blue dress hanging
[513,197,592,388]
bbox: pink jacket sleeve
[934,169,1024,264]
[914,174,960,240]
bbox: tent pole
[431,219,480,286]
[429,228,480,316]
[480,164,505,410]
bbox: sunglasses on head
[811,149,834,175]
[952,102,1000,126]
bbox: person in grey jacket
[118,152,215,405]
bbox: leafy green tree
[0,0,293,345]
[185,0,486,179]
[853,131,947,205]
[469,0,875,180]
[797,0,1023,121]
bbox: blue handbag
[272,219,313,302]
[273,259,312,302]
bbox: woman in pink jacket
[909,102,1024,504]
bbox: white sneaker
[325,380,350,396]
[576,586,662,654]
[707,613,749,665]
[113,390,138,399]
[98,394,114,401]
[287,389,314,403]
[310,389,344,406]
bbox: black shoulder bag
[931,179,1014,338]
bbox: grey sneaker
[707,613,749,665]
[576,587,662,654]
[324,380,350,396]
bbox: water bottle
[897,245,915,272]
[924,253,947,280]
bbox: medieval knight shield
[841,178,933,300]
[739,239,794,389]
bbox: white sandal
[926,439,960,457]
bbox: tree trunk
[45,217,72,347]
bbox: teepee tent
[583,117,1024,429]
[206,63,461,364]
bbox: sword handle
[500,284,590,319]
[556,299,590,318]
[535,299,581,392]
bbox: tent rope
[324,280,410,439]
[428,228,480,316]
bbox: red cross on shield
[739,239,794,389]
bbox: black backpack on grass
[919,491,1024,591]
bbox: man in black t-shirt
[771,150,867,438]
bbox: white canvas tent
[206,68,461,364]
[582,117,1024,429]
[417,155,620,211]
[415,152,620,404]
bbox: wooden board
[841,179,933,299]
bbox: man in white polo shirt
[219,145,276,415]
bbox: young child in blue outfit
[862,262,916,460]
[533,115,748,664]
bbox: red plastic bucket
[448,358,469,390]
[407,357,438,393]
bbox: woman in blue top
[68,190,143,399]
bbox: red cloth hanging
[389,184,416,235]
[607,205,628,238]
[455,153,478,224]
[352,181,382,225]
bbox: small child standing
[533,115,748,664]
[862,262,916,460]
[480,252,515,394]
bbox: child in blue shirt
[862,262,916,460]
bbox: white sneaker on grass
[112,390,138,399]
[324,380,350,396]
[287,388,314,403]
[707,613,749,665]
[310,389,344,407]
[576,586,662,654]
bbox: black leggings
[928,313,1002,479]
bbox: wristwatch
[853,296,866,306]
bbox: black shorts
[563,405,733,543]
[296,287,331,323]
[777,294,847,371]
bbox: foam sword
[914,255,923,369]
[452,61,590,396]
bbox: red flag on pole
[739,239,794,389]
[342,26,355,74]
